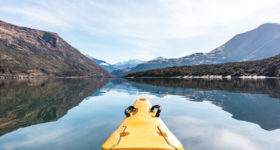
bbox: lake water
[0,78,280,150]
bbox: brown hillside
[0,20,111,77]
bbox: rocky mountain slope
[126,54,280,78]
[113,23,280,76]
[0,20,111,77]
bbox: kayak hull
[102,98,184,150]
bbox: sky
[1,0,280,63]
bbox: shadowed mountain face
[0,20,111,77]
[124,78,280,130]
[0,78,109,136]
[113,23,280,77]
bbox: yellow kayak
[102,98,184,150]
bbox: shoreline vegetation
[125,54,280,78]
[126,75,278,79]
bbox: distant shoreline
[126,75,280,79]
[0,75,113,79]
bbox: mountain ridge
[87,55,165,72]
[0,20,111,78]
[125,53,280,78]
[113,23,280,77]
[113,59,146,70]
[86,55,116,72]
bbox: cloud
[0,6,70,28]
[1,0,280,63]
[166,116,262,150]
[0,126,69,150]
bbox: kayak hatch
[102,98,184,150]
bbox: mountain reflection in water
[126,78,280,131]
[0,78,280,150]
[0,78,109,136]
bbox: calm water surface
[0,78,280,150]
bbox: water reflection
[127,78,280,130]
[0,78,109,136]
[0,78,280,150]
[127,78,280,99]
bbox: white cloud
[0,127,69,150]
[0,7,70,28]
[1,0,280,63]
[167,116,262,150]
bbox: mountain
[126,53,280,78]
[113,23,280,77]
[111,57,165,76]
[112,59,146,69]
[86,55,148,72]
[0,20,111,77]
[152,56,165,61]
[86,55,116,72]
[111,58,165,71]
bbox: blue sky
[1,0,280,63]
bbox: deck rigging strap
[109,126,127,150]
[157,126,178,150]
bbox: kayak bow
[102,98,184,150]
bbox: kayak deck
[102,98,184,150]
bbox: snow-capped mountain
[86,55,116,72]
[112,59,146,69]
[86,55,148,72]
